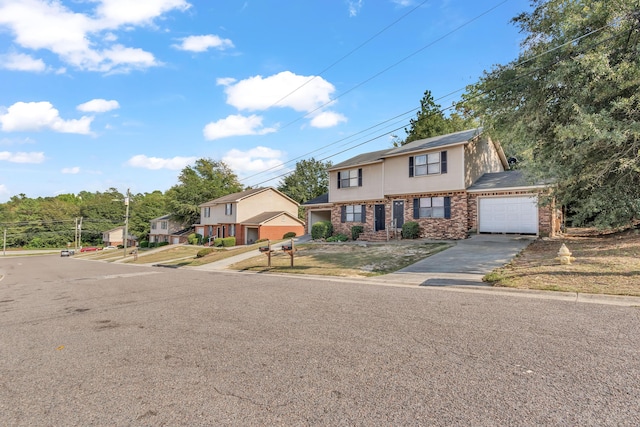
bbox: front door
[375,204,386,231]
[393,200,404,229]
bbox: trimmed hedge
[283,231,297,239]
[351,225,364,240]
[196,248,215,258]
[218,237,236,247]
[402,221,420,239]
[312,221,333,239]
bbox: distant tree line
[0,157,331,249]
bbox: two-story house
[194,187,305,245]
[305,128,560,240]
[149,214,191,245]
[102,226,136,247]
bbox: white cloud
[0,0,190,73]
[216,77,236,86]
[0,151,45,163]
[222,146,285,175]
[77,99,120,113]
[0,101,93,134]
[310,111,347,128]
[174,35,234,52]
[219,71,336,113]
[61,166,80,174]
[95,0,191,27]
[203,114,277,141]
[126,154,196,170]
[0,184,8,197]
[0,52,46,72]
[348,0,363,17]
[392,0,413,6]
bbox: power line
[243,21,618,187]
[239,1,513,185]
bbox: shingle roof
[329,148,389,170]
[242,211,303,225]
[385,128,483,156]
[467,171,548,191]
[303,193,329,205]
[199,187,269,206]
[329,128,484,170]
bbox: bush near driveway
[484,227,640,297]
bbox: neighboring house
[194,187,305,245]
[102,226,136,247]
[304,128,561,240]
[149,214,191,245]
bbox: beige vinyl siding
[236,191,298,222]
[262,214,303,227]
[329,163,384,203]
[383,145,466,196]
[464,137,505,187]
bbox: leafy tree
[278,158,331,216]
[401,90,477,145]
[129,191,168,241]
[166,158,243,226]
[463,0,640,228]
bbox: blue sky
[0,0,530,202]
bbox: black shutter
[337,171,341,188]
[361,205,366,223]
[441,151,447,174]
[444,197,451,219]
[341,206,346,223]
[358,168,363,187]
[413,198,419,219]
[409,156,414,177]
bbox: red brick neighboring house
[304,128,561,240]
[194,187,305,245]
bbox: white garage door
[479,196,538,234]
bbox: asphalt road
[0,255,639,426]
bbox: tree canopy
[401,90,477,145]
[165,158,243,226]
[463,0,640,228]
[278,158,331,203]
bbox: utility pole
[78,217,83,250]
[3,228,6,256]
[123,189,130,258]
[74,218,78,251]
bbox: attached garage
[478,196,538,234]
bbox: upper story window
[337,168,362,188]
[409,151,447,177]
[225,203,233,215]
[160,221,168,229]
[204,207,211,218]
[340,204,366,223]
[413,197,451,219]
[151,222,157,230]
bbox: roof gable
[198,187,299,207]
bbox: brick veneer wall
[331,192,469,240]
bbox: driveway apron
[374,234,535,287]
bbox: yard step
[357,230,402,242]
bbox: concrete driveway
[372,234,536,287]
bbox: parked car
[60,249,71,257]
[103,246,117,250]
[80,246,99,252]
